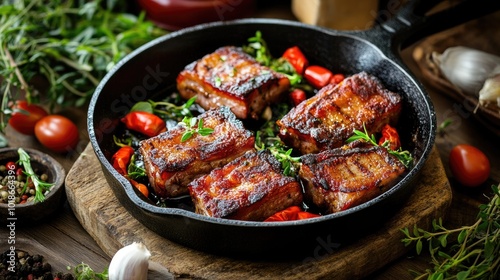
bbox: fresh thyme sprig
[17,148,55,203]
[254,103,300,177]
[346,124,413,168]
[401,184,500,280]
[180,116,214,142]
[255,133,300,177]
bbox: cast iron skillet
[88,0,499,258]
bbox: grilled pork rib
[277,72,402,154]
[188,150,303,221]
[299,141,406,213]
[176,46,290,120]
[139,107,255,198]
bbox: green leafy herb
[242,31,312,91]
[16,148,54,203]
[71,263,108,280]
[346,124,413,168]
[401,184,500,280]
[438,118,453,137]
[180,116,214,142]
[254,103,300,177]
[242,31,272,66]
[255,133,300,177]
[127,154,146,180]
[130,96,197,122]
[0,0,166,130]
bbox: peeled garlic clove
[433,46,500,96]
[108,242,151,280]
[479,73,500,108]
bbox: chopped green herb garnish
[180,116,214,142]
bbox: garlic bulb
[432,46,500,96]
[108,242,151,280]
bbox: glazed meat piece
[277,71,402,154]
[139,106,255,198]
[299,141,406,214]
[188,150,303,221]
[176,46,290,119]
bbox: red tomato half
[34,115,79,153]
[449,144,490,188]
[8,101,48,135]
[304,65,333,89]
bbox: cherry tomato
[290,88,307,106]
[449,144,490,188]
[8,100,48,135]
[264,206,320,222]
[34,115,79,153]
[330,73,345,85]
[282,46,309,74]
[304,65,334,89]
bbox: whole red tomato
[34,115,79,153]
[449,144,490,188]
[8,100,48,135]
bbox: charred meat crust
[188,150,303,221]
[139,106,255,198]
[277,71,402,154]
[176,46,290,119]
[299,141,406,214]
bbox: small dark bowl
[0,148,66,224]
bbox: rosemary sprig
[346,124,413,168]
[401,184,500,280]
[180,116,214,142]
[17,148,55,203]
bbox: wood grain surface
[65,143,451,280]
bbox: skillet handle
[362,0,500,54]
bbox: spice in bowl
[0,148,55,205]
[0,147,65,224]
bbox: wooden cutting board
[65,143,451,279]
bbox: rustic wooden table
[2,1,499,279]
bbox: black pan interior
[88,19,435,258]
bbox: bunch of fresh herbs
[401,184,500,280]
[0,0,166,130]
